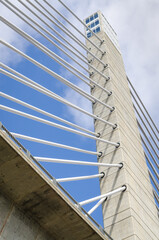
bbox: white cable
[1,17,93,87]
[138,120,159,159]
[57,0,103,44]
[24,0,106,65]
[3,0,88,62]
[88,197,106,215]
[35,157,123,168]
[131,89,158,140]
[140,135,159,169]
[2,0,110,82]
[128,77,159,134]
[1,40,96,104]
[79,186,126,206]
[149,171,159,192]
[1,40,113,110]
[153,191,159,206]
[56,173,104,183]
[11,132,100,156]
[2,17,112,99]
[0,65,116,127]
[0,63,65,101]
[144,153,159,180]
[1,104,96,138]
[35,0,94,52]
[0,91,98,137]
[134,104,158,150]
[0,104,119,146]
[36,0,104,55]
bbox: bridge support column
[85,11,159,240]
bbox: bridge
[0,0,158,239]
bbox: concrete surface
[86,11,159,240]
[0,128,110,240]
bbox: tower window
[96,27,101,33]
[94,13,98,19]
[90,15,94,21]
[87,32,92,38]
[91,22,95,28]
[95,20,99,25]
[86,18,89,24]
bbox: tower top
[84,10,121,53]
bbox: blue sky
[0,0,158,228]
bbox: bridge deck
[0,128,109,240]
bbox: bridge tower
[85,10,159,240]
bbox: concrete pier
[85,11,159,240]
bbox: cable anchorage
[98,152,103,157]
[108,91,112,96]
[102,51,106,57]
[100,40,105,45]
[89,72,94,77]
[91,85,96,90]
[113,123,118,129]
[116,142,120,148]
[100,172,105,179]
[103,64,108,69]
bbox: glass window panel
[95,20,99,25]
[91,22,95,28]
[93,29,96,33]
[90,15,94,21]
[96,27,100,33]
[86,18,89,24]
[94,13,98,18]
[87,32,92,38]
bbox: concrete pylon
[85,10,159,240]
